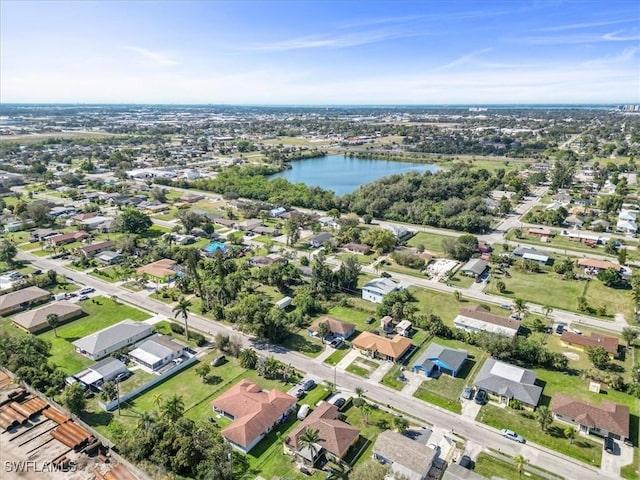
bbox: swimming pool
[203,241,227,254]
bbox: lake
[269,155,439,195]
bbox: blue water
[269,155,439,195]
[203,241,227,254]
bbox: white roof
[129,347,162,366]
[77,370,102,385]
[363,278,402,295]
[454,315,518,337]
[522,252,549,262]
[490,361,527,383]
[397,320,412,330]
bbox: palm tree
[536,405,553,432]
[136,411,157,435]
[564,426,575,444]
[513,298,529,319]
[360,402,372,426]
[172,297,192,340]
[239,348,258,369]
[621,327,639,348]
[326,461,350,480]
[152,392,164,412]
[46,313,60,337]
[298,427,325,465]
[355,387,365,398]
[513,454,527,480]
[393,416,409,434]
[185,248,203,303]
[160,394,185,423]
[542,304,553,319]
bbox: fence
[99,355,197,411]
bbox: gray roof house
[361,277,403,303]
[474,358,543,409]
[412,343,468,378]
[512,247,550,264]
[459,259,488,278]
[442,463,487,480]
[372,430,436,480]
[128,334,185,371]
[308,232,333,248]
[74,357,129,387]
[73,319,152,361]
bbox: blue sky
[1,0,639,104]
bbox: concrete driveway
[600,440,633,477]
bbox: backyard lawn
[38,297,150,373]
[478,404,602,467]
[474,451,549,480]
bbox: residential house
[128,334,186,371]
[73,357,129,388]
[252,225,278,236]
[137,258,181,283]
[551,394,630,441]
[459,259,488,279]
[73,319,152,361]
[591,219,611,231]
[12,301,83,333]
[30,228,59,242]
[396,320,412,337]
[211,380,297,453]
[618,209,637,222]
[474,358,543,409]
[412,343,468,378]
[361,277,403,303]
[527,227,553,240]
[560,331,619,358]
[269,207,286,218]
[214,217,236,229]
[318,216,338,229]
[453,305,520,338]
[236,218,262,231]
[285,402,360,464]
[564,214,584,228]
[351,332,413,362]
[382,223,410,239]
[96,251,124,265]
[512,247,550,264]
[71,212,99,225]
[178,193,204,203]
[577,258,622,274]
[442,463,487,480]
[0,286,51,317]
[47,231,90,246]
[77,240,115,258]
[3,219,35,233]
[308,232,332,248]
[308,316,356,339]
[372,430,436,480]
[616,219,638,234]
[343,243,371,254]
[78,215,114,231]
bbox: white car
[501,429,525,443]
[570,328,582,335]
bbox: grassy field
[406,231,454,255]
[474,452,549,480]
[409,286,470,326]
[0,131,118,144]
[323,344,351,366]
[478,404,602,466]
[38,297,150,373]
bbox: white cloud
[583,47,640,67]
[536,18,637,32]
[125,46,178,67]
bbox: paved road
[16,250,615,480]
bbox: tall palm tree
[513,454,527,480]
[160,394,185,423]
[136,411,157,435]
[239,348,258,369]
[326,461,350,480]
[185,248,204,303]
[360,402,372,426]
[172,297,192,340]
[355,387,365,398]
[298,427,325,465]
[152,393,163,412]
[513,298,529,319]
[46,313,60,338]
[542,304,553,319]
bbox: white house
[128,334,185,371]
[361,278,403,303]
[382,223,409,239]
[73,320,152,361]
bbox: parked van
[297,404,310,420]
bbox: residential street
[16,250,618,480]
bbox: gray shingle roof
[134,334,184,358]
[373,430,435,476]
[91,357,127,378]
[460,259,487,276]
[474,358,542,407]
[72,319,151,355]
[413,343,468,373]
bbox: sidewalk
[335,349,360,371]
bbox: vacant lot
[406,231,453,255]
[474,451,549,480]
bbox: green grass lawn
[47,281,80,294]
[336,252,376,266]
[478,404,602,466]
[621,448,640,480]
[409,286,469,326]
[89,267,120,283]
[382,261,427,279]
[324,345,351,366]
[406,231,453,255]
[38,297,150,374]
[474,452,549,480]
[447,273,475,288]
[413,380,463,414]
[279,329,324,358]
[346,356,379,378]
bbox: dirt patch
[563,352,580,361]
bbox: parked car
[427,442,441,455]
[604,437,615,454]
[295,388,305,399]
[297,404,310,420]
[211,355,226,367]
[555,324,565,334]
[301,379,316,391]
[78,295,89,301]
[329,338,344,349]
[474,389,488,405]
[80,287,95,295]
[365,317,374,324]
[499,304,511,310]
[461,385,474,400]
[458,455,473,469]
[333,397,346,408]
[501,429,525,443]
[570,328,583,335]
[115,372,131,383]
[32,269,42,275]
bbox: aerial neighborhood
[0,104,639,480]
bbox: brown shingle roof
[78,240,115,254]
[47,231,90,245]
[0,287,51,314]
[136,258,177,279]
[12,301,83,332]
[351,332,412,360]
[310,316,356,336]
[560,332,619,355]
[551,393,629,438]
[459,305,520,330]
[577,258,620,271]
[212,380,296,449]
[286,402,360,458]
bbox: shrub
[170,323,185,335]
[190,331,206,347]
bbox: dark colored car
[365,317,374,324]
[555,324,565,334]
[604,437,615,454]
[474,389,488,405]
[295,388,305,399]
[211,355,226,367]
[458,455,473,469]
[333,397,346,408]
[301,379,316,391]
